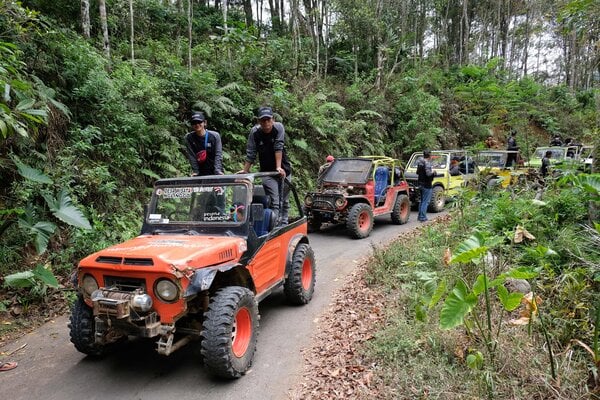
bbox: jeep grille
[312,195,336,211]
[219,249,233,261]
[104,276,146,292]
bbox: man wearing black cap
[239,106,292,226]
[416,150,435,222]
[184,112,223,176]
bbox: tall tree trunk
[187,0,192,72]
[268,0,281,34]
[98,0,111,59]
[81,0,90,38]
[129,0,135,65]
[243,0,253,27]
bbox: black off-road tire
[201,286,259,379]
[308,213,322,233]
[346,203,373,239]
[428,186,445,213]
[391,194,410,224]
[69,296,106,356]
[284,243,316,305]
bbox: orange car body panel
[77,234,247,323]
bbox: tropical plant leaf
[3,270,35,288]
[140,168,160,179]
[497,284,523,311]
[501,267,537,280]
[472,273,502,296]
[451,232,488,264]
[12,157,53,184]
[440,280,477,329]
[293,138,308,150]
[33,264,59,288]
[429,279,447,309]
[18,216,56,254]
[43,189,92,230]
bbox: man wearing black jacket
[239,107,292,225]
[184,112,223,176]
[416,150,435,222]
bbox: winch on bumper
[91,288,162,338]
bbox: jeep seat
[252,195,275,236]
[374,166,389,203]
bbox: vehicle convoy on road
[69,173,316,379]
[303,156,410,239]
[404,150,479,212]
[474,150,529,188]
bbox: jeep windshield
[322,158,374,184]
[475,151,508,168]
[408,153,448,169]
[147,183,249,226]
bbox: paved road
[0,212,430,400]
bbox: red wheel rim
[301,257,313,290]
[232,307,252,357]
[358,210,370,231]
[400,200,408,218]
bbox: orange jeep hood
[80,234,247,271]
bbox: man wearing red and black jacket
[184,112,223,176]
[239,106,292,226]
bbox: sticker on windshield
[156,187,193,198]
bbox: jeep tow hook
[157,332,193,356]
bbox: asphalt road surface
[0,211,432,400]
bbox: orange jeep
[69,173,316,379]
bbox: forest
[0,0,599,396]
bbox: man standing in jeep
[184,112,224,176]
[239,106,292,225]
[417,150,435,222]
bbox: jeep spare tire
[201,286,259,379]
[346,203,373,239]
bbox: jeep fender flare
[184,262,253,297]
[285,234,310,278]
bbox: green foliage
[4,264,59,299]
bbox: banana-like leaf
[429,279,447,309]
[33,264,59,288]
[496,284,523,311]
[12,157,53,184]
[3,270,35,288]
[451,232,488,264]
[472,273,503,296]
[440,280,477,329]
[43,189,92,230]
[504,267,539,280]
[18,217,56,254]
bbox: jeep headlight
[155,279,179,302]
[304,195,313,206]
[81,274,99,296]
[335,197,346,209]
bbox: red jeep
[303,156,411,239]
[69,173,316,379]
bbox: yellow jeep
[404,150,478,212]
[474,150,528,188]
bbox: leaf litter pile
[289,264,387,400]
